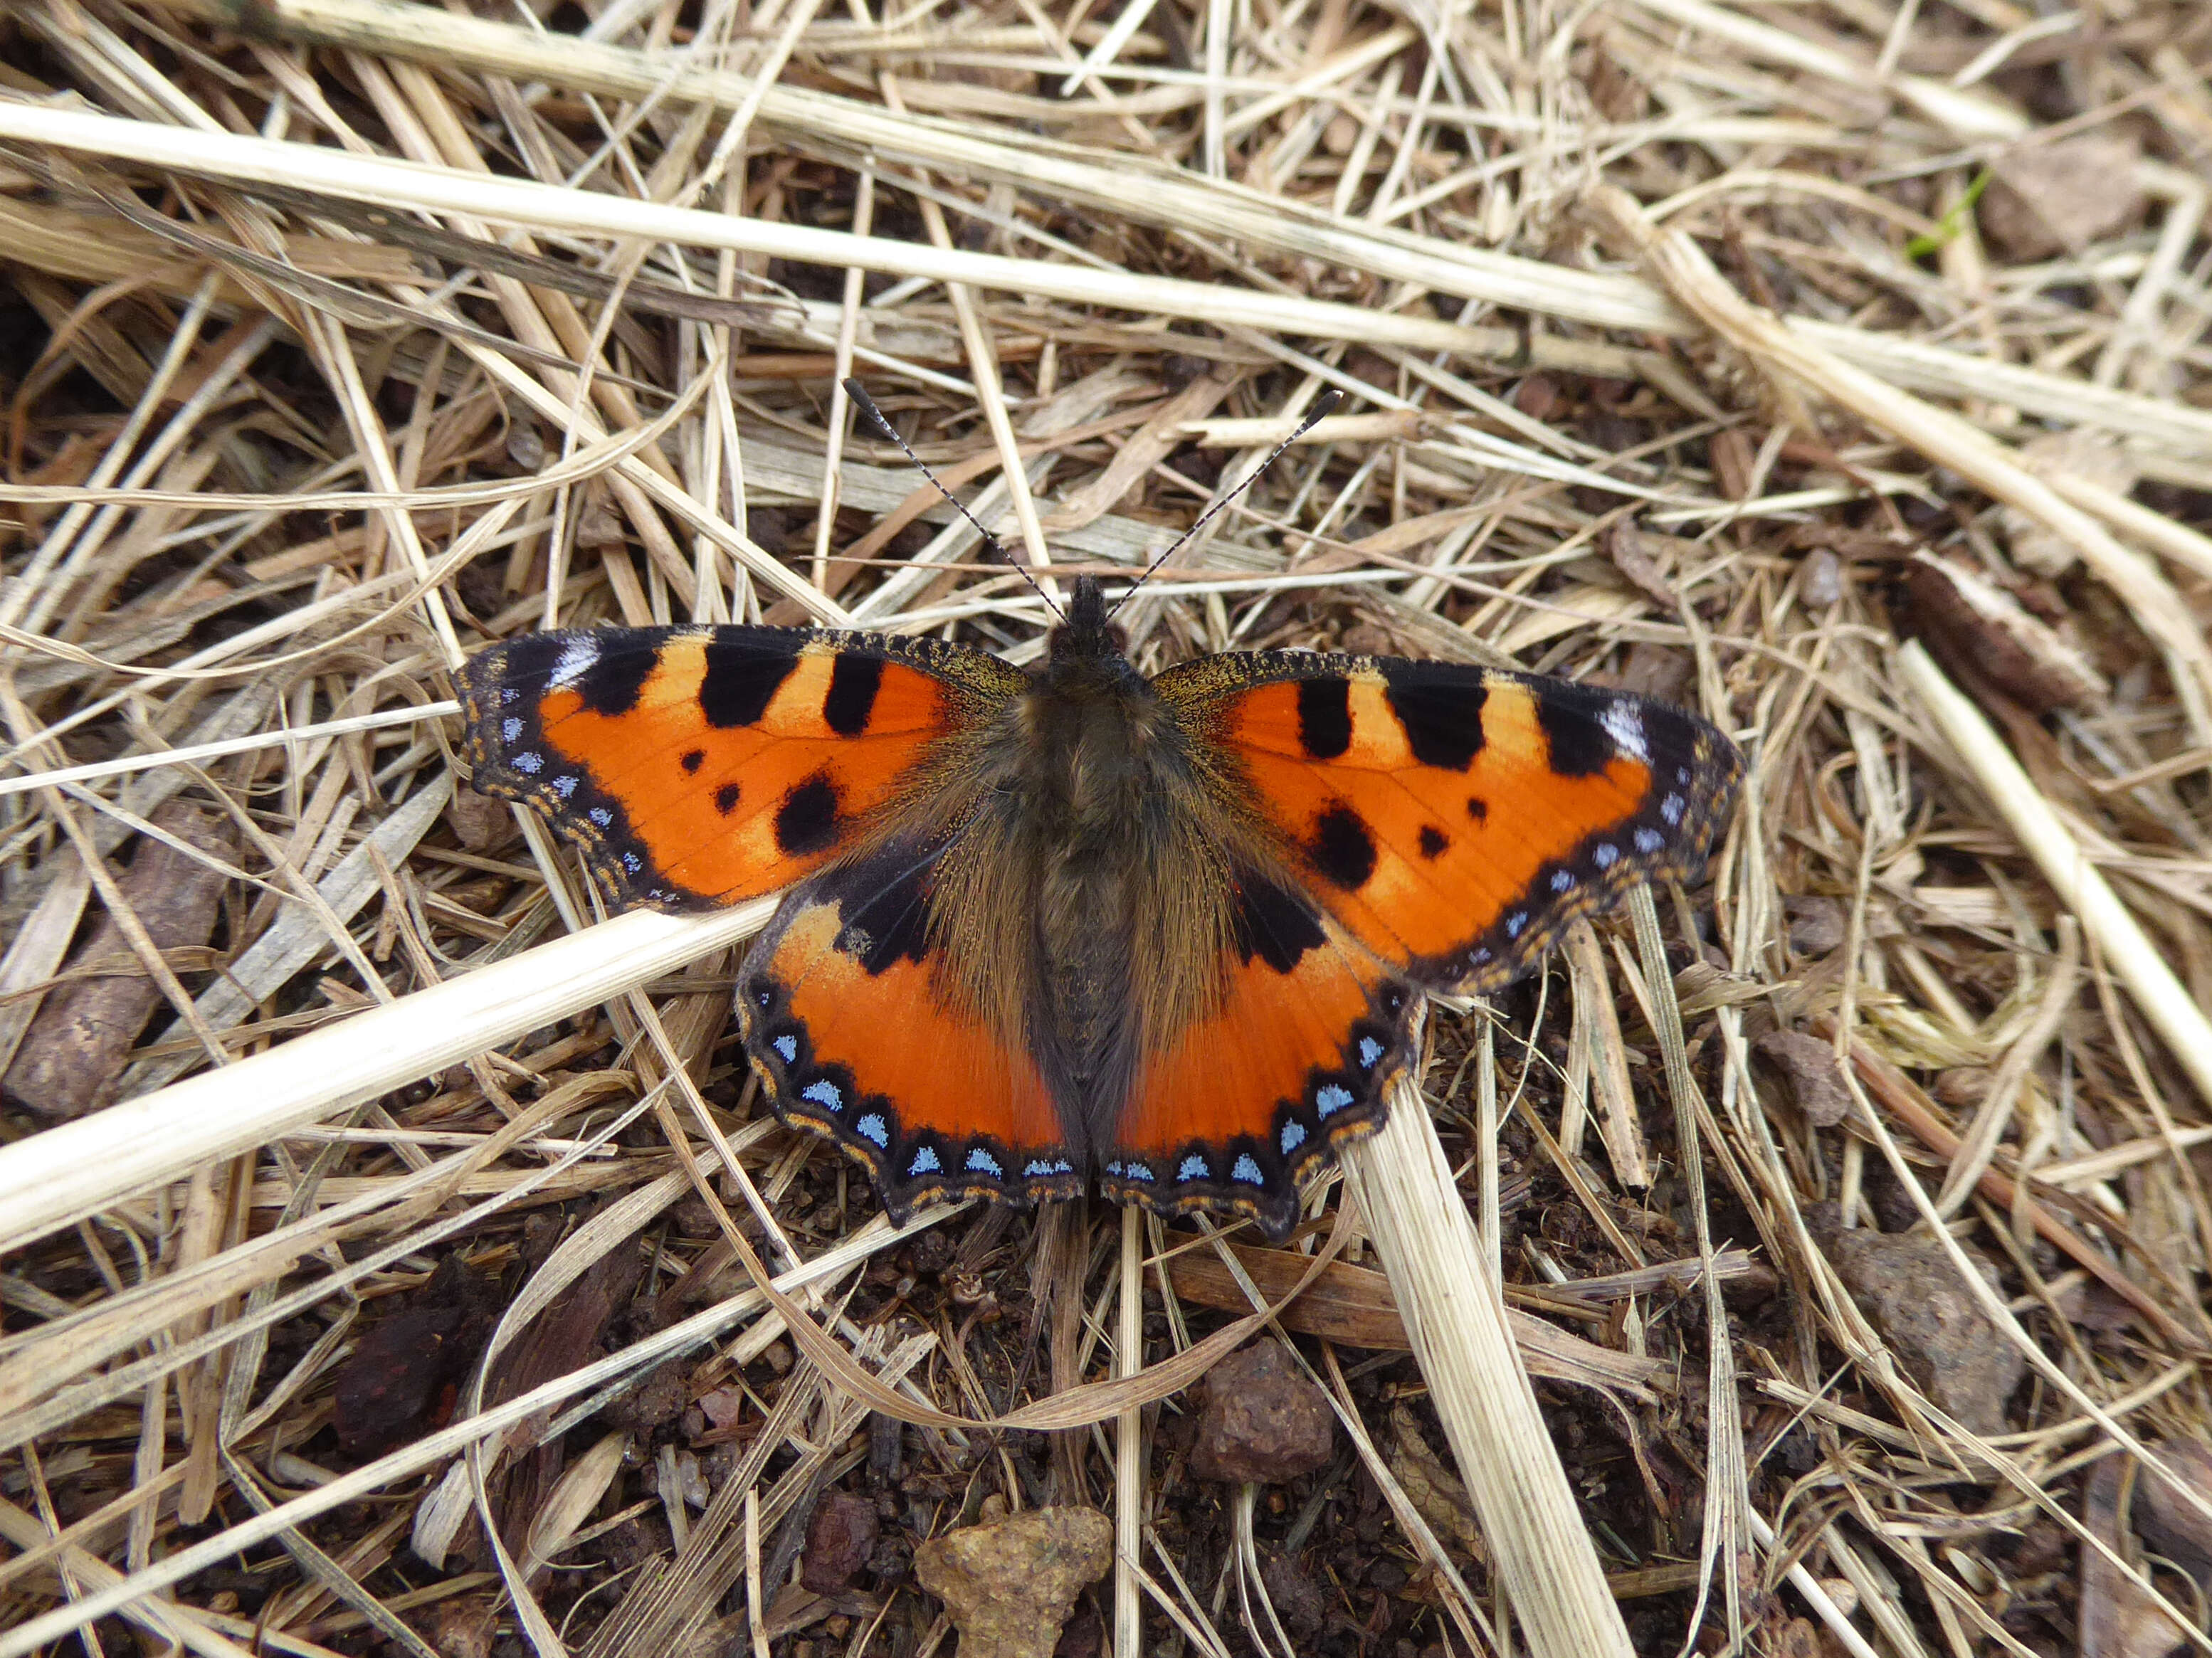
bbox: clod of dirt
[1259,1551,1332,1641]
[601,1358,688,1433]
[335,1255,495,1459]
[1815,1215,2023,1435]
[1189,1340,1334,1484]
[1979,133,2145,261]
[422,1593,498,1658]
[1783,895,1848,958]
[445,784,516,852]
[3,802,238,1119]
[912,1506,1112,1658]
[1752,1030,1852,1127]
[801,1490,880,1593]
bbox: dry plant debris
[0,0,2210,1655]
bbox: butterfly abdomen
[980,642,1238,1159]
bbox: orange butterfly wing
[1102,868,1411,1237]
[455,626,1023,908]
[737,835,1079,1220]
[1157,653,1742,993]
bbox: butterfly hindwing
[455,625,1025,908]
[1159,651,1742,993]
[737,835,1081,1220]
[1104,867,1414,1237]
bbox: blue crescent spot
[772,1035,797,1063]
[1315,1084,1354,1116]
[1122,1161,1155,1183]
[588,806,613,827]
[501,717,522,742]
[1177,1155,1208,1182]
[966,1148,1004,1176]
[855,1113,890,1148]
[1104,1161,1124,1177]
[1661,793,1685,824]
[1593,842,1619,868]
[1357,1036,1384,1069]
[1635,827,1665,854]
[801,1079,842,1112]
[511,751,542,774]
[621,852,642,873]
[1023,1158,1060,1178]
[1233,1153,1265,1185]
[1505,911,1528,939]
[907,1144,942,1174]
[552,775,578,798]
[1552,870,1576,892]
[1280,1121,1307,1154]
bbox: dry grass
[2,0,2211,1654]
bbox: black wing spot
[1307,803,1379,891]
[1536,694,1612,778]
[1230,870,1327,973]
[1295,677,1353,759]
[823,653,885,736]
[680,748,705,773]
[1385,672,1487,770]
[836,870,932,976]
[700,640,796,729]
[1418,825,1449,860]
[774,772,842,856]
[577,649,655,717]
[714,781,741,815]
[1466,796,1488,823]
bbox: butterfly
[455,572,1742,1240]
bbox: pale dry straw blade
[1339,1072,1634,1658]
[0,901,774,1255]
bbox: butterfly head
[1049,575,1130,665]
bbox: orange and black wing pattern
[737,834,1080,1221]
[1102,867,1411,1238]
[1159,651,1742,993]
[455,625,1023,909]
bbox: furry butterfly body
[457,576,1740,1237]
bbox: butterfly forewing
[1159,652,1742,993]
[456,625,1024,909]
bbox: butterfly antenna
[841,379,1063,619]
[1107,388,1344,617]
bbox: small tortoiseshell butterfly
[456,564,1740,1238]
